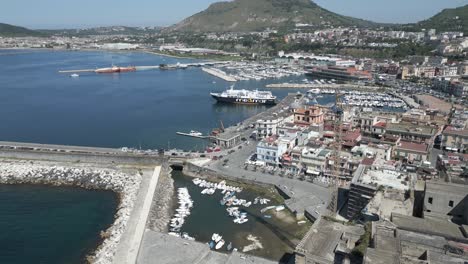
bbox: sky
[1,0,467,29]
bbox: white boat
[275,205,285,212]
[237,218,248,224]
[189,130,203,136]
[70,73,79,78]
[212,233,220,241]
[215,239,225,250]
[308,88,320,94]
[215,235,223,243]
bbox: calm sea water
[171,171,309,261]
[0,185,118,264]
[0,49,323,151]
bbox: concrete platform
[114,166,161,264]
[137,230,276,264]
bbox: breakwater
[0,161,142,264]
[202,67,237,82]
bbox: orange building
[294,106,324,126]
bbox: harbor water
[170,170,311,261]
[0,49,332,151]
[0,184,118,264]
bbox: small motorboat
[70,73,79,78]
[189,130,203,136]
[215,239,225,250]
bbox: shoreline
[0,47,229,62]
[0,160,142,264]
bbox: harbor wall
[202,67,237,82]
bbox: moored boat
[210,86,276,105]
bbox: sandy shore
[0,159,142,264]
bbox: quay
[58,61,230,74]
[266,82,383,90]
[202,67,237,82]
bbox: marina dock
[202,67,237,82]
[266,82,382,90]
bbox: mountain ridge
[403,4,468,34]
[169,0,381,32]
[0,23,44,37]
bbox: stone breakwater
[0,162,142,264]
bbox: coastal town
[1,0,468,264]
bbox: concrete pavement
[114,166,161,264]
[137,230,276,264]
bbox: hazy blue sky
[1,0,467,29]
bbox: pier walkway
[202,67,237,82]
[114,166,161,264]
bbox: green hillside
[402,5,468,34]
[170,0,379,32]
[0,23,44,37]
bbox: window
[449,200,454,207]
[428,197,433,204]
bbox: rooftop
[396,141,429,153]
[357,167,409,191]
[443,126,468,137]
[425,181,468,196]
[386,122,436,136]
[391,213,468,242]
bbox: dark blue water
[0,49,327,150]
[0,184,118,264]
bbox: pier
[202,67,237,82]
[266,82,383,90]
[58,61,230,74]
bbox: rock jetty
[0,162,142,264]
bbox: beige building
[442,126,468,152]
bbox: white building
[100,43,138,50]
[256,114,293,139]
[256,135,296,166]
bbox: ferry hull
[211,94,276,105]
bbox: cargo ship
[210,86,277,105]
[94,66,136,73]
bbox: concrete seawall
[202,67,237,82]
[114,166,161,264]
